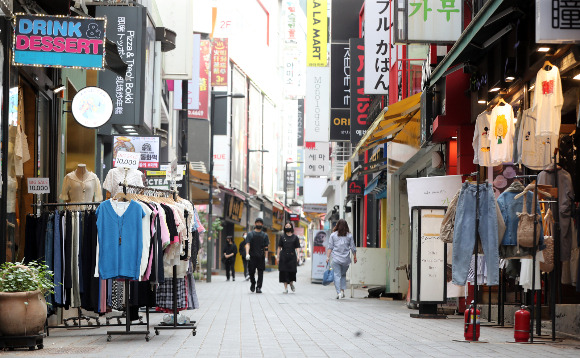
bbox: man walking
[222,236,237,281]
[245,218,269,293]
[239,233,249,280]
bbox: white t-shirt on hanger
[103,167,144,196]
[472,111,492,167]
[489,104,515,165]
[518,108,558,170]
[532,66,563,137]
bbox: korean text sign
[304,141,330,176]
[113,136,160,169]
[307,0,328,67]
[211,38,228,86]
[365,1,391,94]
[189,40,211,119]
[399,0,462,43]
[13,14,105,69]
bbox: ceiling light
[574,73,580,80]
[126,129,136,132]
[489,87,501,92]
[537,47,551,52]
[53,85,65,93]
[478,100,487,104]
[123,125,133,129]
[451,136,457,139]
[505,76,515,82]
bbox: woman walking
[326,219,357,299]
[277,222,301,293]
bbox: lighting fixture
[537,47,551,52]
[451,136,457,139]
[529,84,535,91]
[126,128,136,132]
[505,76,515,82]
[123,125,133,128]
[53,85,65,93]
[478,100,487,104]
[489,87,501,92]
[574,73,580,80]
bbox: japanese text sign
[114,151,141,170]
[365,1,391,94]
[395,0,462,43]
[13,14,106,69]
[305,141,330,176]
[307,0,328,67]
[113,136,160,169]
[27,178,50,194]
[211,38,228,86]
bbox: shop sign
[212,135,230,187]
[113,136,160,169]
[536,0,580,44]
[394,0,462,43]
[306,0,327,67]
[286,170,296,200]
[225,195,244,223]
[305,141,330,176]
[27,177,50,194]
[305,67,330,142]
[331,44,350,109]
[284,0,298,43]
[13,14,106,69]
[114,151,140,170]
[145,163,187,197]
[188,40,211,119]
[349,38,371,146]
[365,1,391,94]
[211,38,228,86]
[289,213,299,221]
[303,204,326,213]
[296,149,304,196]
[283,100,298,162]
[330,108,350,141]
[297,99,304,146]
[347,180,364,195]
[71,87,113,128]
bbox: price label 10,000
[115,151,141,170]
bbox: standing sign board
[113,136,160,169]
[311,230,329,281]
[13,14,106,69]
[365,1,391,94]
[394,0,463,43]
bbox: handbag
[516,192,540,249]
[322,263,334,286]
[540,209,554,273]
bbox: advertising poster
[311,229,329,281]
[188,40,211,119]
[211,38,228,86]
[113,136,160,169]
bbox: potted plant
[0,260,54,336]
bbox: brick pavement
[4,259,580,357]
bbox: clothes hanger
[497,97,508,106]
[543,60,554,70]
[112,191,130,202]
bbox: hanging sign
[394,0,462,43]
[113,136,160,169]
[13,14,106,69]
[114,151,141,170]
[306,0,328,67]
[71,87,113,128]
[211,38,228,86]
[364,0,391,94]
[27,178,50,194]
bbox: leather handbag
[516,193,540,248]
[540,209,554,273]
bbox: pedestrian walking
[222,236,237,281]
[276,222,301,294]
[239,233,249,280]
[326,219,357,299]
[245,218,269,293]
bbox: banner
[306,0,327,67]
[349,38,371,146]
[213,135,230,187]
[297,99,304,146]
[305,67,330,142]
[13,14,105,69]
[286,170,296,200]
[311,230,329,281]
[188,40,210,119]
[305,141,330,176]
[330,108,350,141]
[211,38,228,86]
[364,0,390,94]
[330,43,350,109]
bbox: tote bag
[322,263,334,286]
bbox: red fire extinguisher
[514,305,530,342]
[464,301,480,341]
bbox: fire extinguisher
[514,305,530,342]
[464,301,480,341]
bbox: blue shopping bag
[322,263,334,286]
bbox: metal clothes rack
[32,201,151,339]
[118,183,197,336]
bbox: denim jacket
[497,190,544,249]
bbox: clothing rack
[118,183,197,336]
[33,201,152,340]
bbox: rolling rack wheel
[192,331,196,336]
[107,335,112,342]
[155,329,159,335]
[37,344,44,349]
[145,335,150,342]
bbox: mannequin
[75,163,87,182]
[103,166,144,197]
[60,164,103,208]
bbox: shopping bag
[322,263,334,286]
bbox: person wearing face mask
[277,222,301,293]
[239,232,250,280]
[222,236,237,281]
[245,218,269,293]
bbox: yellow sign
[307,0,327,67]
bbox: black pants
[241,258,248,278]
[248,261,264,288]
[225,259,235,279]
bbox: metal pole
[246,146,251,231]
[0,18,11,263]
[284,161,289,224]
[207,92,215,283]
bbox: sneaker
[232,277,235,281]
[290,283,295,292]
[341,290,345,298]
[226,278,230,281]
[245,276,250,281]
[336,292,341,299]
[283,289,288,294]
[250,283,255,292]
[256,288,262,293]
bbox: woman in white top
[326,219,357,299]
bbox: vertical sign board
[311,230,329,281]
[173,34,201,111]
[283,100,298,162]
[304,141,330,176]
[536,0,580,44]
[410,207,447,304]
[305,67,331,142]
[297,99,304,146]
[248,85,263,191]
[331,0,364,43]
[13,14,106,69]
[330,43,350,109]
[307,0,328,67]
[286,170,296,200]
[213,135,230,187]
[364,1,390,94]
[189,40,211,119]
[349,38,371,146]
[395,0,462,43]
[231,67,247,190]
[330,108,350,141]
[211,38,228,86]
[296,148,304,196]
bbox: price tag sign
[114,151,141,169]
[27,177,50,194]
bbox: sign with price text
[114,151,141,170]
[27,177,50,194]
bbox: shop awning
[364,172,387,196]
[351,92,422,160]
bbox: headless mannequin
[75,163,88,182]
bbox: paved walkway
[4,260,580,357]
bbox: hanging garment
[53,211,63,305]
[540,209,555,273]
[472,111,492,166]
[452,182,500,286]
[102,167,144,197]
[14,124,31,177]
[156,278,186,311]
[558,133,578,196]
[467,254,488,285]
[520,251,544,292]
[517,108,558,170]
[24,215,38,263]
[533,65,563,137]
[489,104,515,165]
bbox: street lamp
[284,160,303,224]
[207,91,244,283]
[245,148,269,230]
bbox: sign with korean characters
[286,169,296,200]
[114,151,141,170]
[305,141,330,176]
[189,40,211,119]
[394,0,462,43]
[365,0,391,94]
[13,14,106,69]
[27,178,50,194]
[211,38,228,86]
[113,136,160,169]
[536,0,580,44]
[307,0,328,67]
